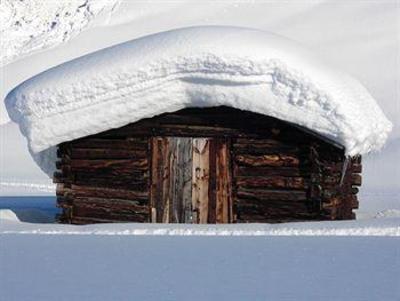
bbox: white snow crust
[5,26,392,176]
[1,216,399,236]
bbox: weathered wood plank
[192,138,210,224]
[180,139,194,223]
[207,139,217,224]
[215,139,232,223]
[151,137,170,223]
[150,138,160,222]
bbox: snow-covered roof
[5,26,392,176]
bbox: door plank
[192,138,210,224]
[171,138,193,223]
[150,137,165,223]
[208,140,217,223]
[161,138,171,223]
[216,139,232,223]
[179,138,194,223]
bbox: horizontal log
[73,197,149,214]
[235,138,298,146]
[236,210,321,222]
[69,185,148,200]
[56,196,71,208]
[233,146,303,156]
[235,199,311,214]
[70,138,148,150]
[351,155,362,165]
[72,206,148,222]
[70,158,148,173]
[55,160,63,169]
[235,176,308,190]
[70,148,147,159]
[236,188,308,202]
[321,197,342,209]
[237,217,325,223]
[320,162,362,174]
[56,183,65,196]
[73,173,148,191]
[71,213,148,224]
[351,196,359,209]
[234,166,309,177]
[53,171,68,184]
[70,217,123,224]
[151,124,255,137]
[235,154,300,167]
[351,174,362,186]
[351,164,362,174]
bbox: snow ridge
[0,180,55,193]
[1,219,399,236]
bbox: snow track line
[1,225,399,236]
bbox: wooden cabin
[54,106,361,224]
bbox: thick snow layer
[5,26,392,175]
[1,235,398,301]
[0,0,120,67]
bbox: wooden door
[150,137,232,223]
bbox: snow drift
[5,26,392,176]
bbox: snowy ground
[1,197,399,300]
[1,230,399,301]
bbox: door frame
[149,136,233,224]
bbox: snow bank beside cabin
[5,26,392,176]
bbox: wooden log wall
[55,137,150,224]
[54,106,361,224]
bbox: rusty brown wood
[215,139,232,223]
